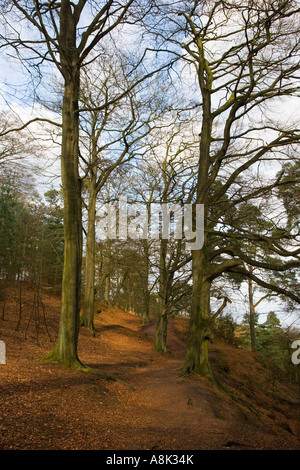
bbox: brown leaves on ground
[0,283,299,450]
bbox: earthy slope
[0,283,299,450]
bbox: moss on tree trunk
[184,248,214,381]
[43,4,83,367]
[155,309,168,354]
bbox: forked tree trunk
[183,42,215,378]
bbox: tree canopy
[0,0,299,383]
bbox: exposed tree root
[213,378,261,418]
[39,350,89,371]
[179,363,260,419]
[80,319,97,337]
[39,351,135,390]
[96,372,135,391]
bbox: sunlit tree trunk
[45,4,82,366]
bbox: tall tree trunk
[183,44,214,378]
[44,3,83,367]
[155,306,168,354]
[104,274,110,304]
[81,187,96,335]
[248,275,257,352]
[184,248,214,380]
[141,239,150,324]
[155,238,169,353]
[48,74,82,366]
[142,287,150,324]
[103,238,112,304]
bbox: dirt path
[0,295,299,450]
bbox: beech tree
[79,53,169,335]
[147,0,300,380]
[0,0,146,369]
[140,125,197,353]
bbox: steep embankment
[0,284,299,450]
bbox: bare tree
[132,121,198,352]
[146,0,300,380]
[0,0,144,369]
[79,52,170,335]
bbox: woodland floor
[0,283,299,451]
